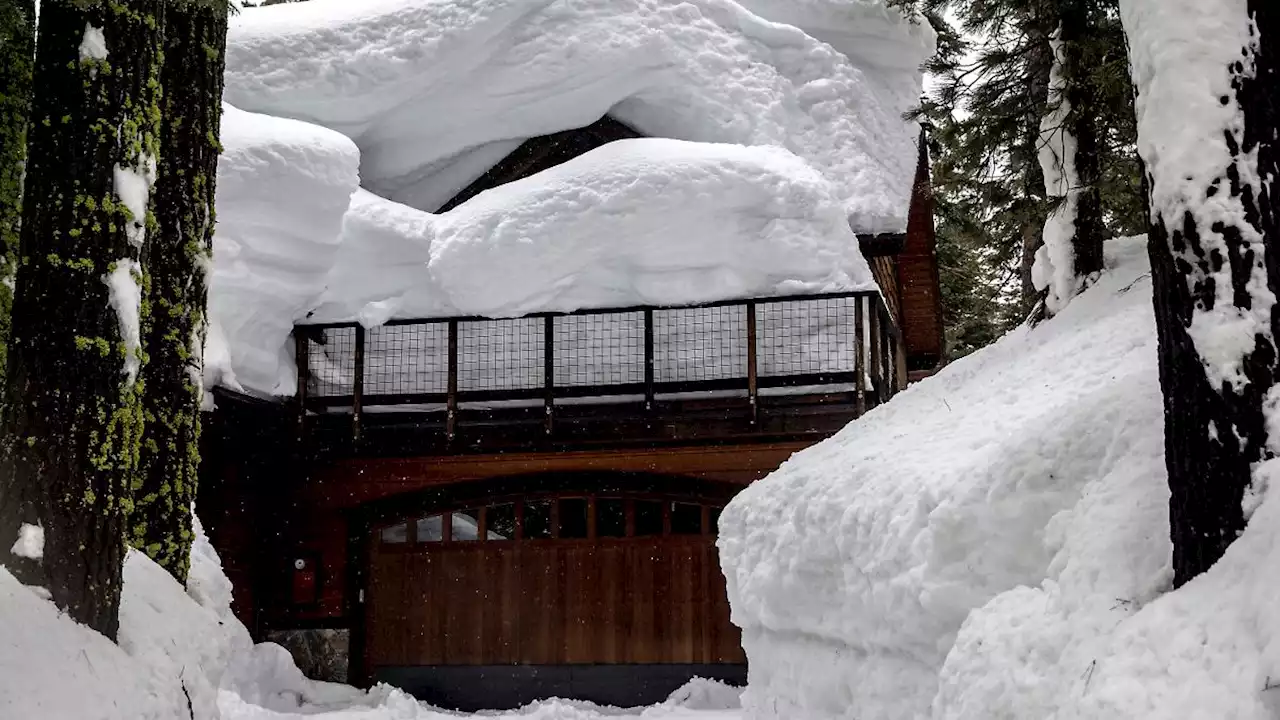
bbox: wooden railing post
[294,330,310,441]
[746,302,759,426]
[447,320,458,442]
[868,305,883,405]
[854,297,867,415]
[644,309,655,412]
[544,316,555,435]
[352,325,365,444]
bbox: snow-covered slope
[720,236,1280,718]
[222,0,929,232]
[206,105,360,397]
[310,139,874,325]
[0,519,744,719]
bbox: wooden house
[197,116,943,711]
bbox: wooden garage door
[367,495,745,668]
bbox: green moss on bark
[0,0,165,640]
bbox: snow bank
[0,519,246,720]
[223,0,928,231]
[719,237,1170,717]
[723,233,1280,718]
[207,105,359,396]
[311,139,874,324]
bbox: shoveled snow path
[220,694,742,720]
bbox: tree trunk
[0,0,34,377]
[1059,0,1106,281]
[132,0,229,583]
[1034,1,1107,317]
[1126,0,1277,586]
[0,0,164,639]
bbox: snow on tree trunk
[1121,0,1277,586]
[0,0,164,640]
[0,0,34,378]
[132,0,229,584]
[1032,4,1107,317]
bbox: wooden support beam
[644,309,655,412]
[447,320,459,442]
[352,325,366,444]
[544,316,555,435]
[746,302,758,426]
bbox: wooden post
[352,325,365,444]
[447,320,458,443]
[746,302,759,426]
[644,309,655,412]
[544,316,555,436]
[854,297,867,415]
[869,307,883,404]
[294,330,310,441]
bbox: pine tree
[1122,0,1276,585]
[132,0,229,583]
[896,0,1144,348]
[1032,0,1109,316]
[0,0,34,379]
[0,0,165,639]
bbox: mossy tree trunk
[0,0,164,640]
[132,0,229,583]
[0,0,35,378]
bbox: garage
[362,485,746,710]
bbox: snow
[105,259,143,385]
[114,157,157,249]
[79,23,107,61]
[312,139,873,324]
[9,523,43,561]
[222,0,928,231]
[206,104,359,397]
[719,234,1280,718]
[1032,28,1084,316]
[0,514,746,719]
[1119,0,1271,391]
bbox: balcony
[294,291,901,456]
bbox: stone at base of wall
[267,628,350,684]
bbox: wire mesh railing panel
[457,317,543,392]
[307,327,357,398]
[757,296,858,377]
[364,323,449,396]
[298,291,899,413]
[553,312,645,387]
[653,305,747,384]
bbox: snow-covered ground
[0,516,745,720]
[718,236,1280,718]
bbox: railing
[294,291,901,443]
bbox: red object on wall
[291,557,319,606]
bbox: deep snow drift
[206,104,360,397]
[310,138,875,325]
[222,0,930,231]
[0,516,744,720]
[719,236,1280,718]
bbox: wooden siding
[368,537,742,667]
[897,130,944,371]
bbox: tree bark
[1135,0,1277,586]
[0,0,34,376]
[132,0,229,583]
[1059,0,1106,280]
[0,0,164,639]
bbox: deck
[294,290,902,456]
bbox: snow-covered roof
[208,0,932,397]
[223,0,932,231]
